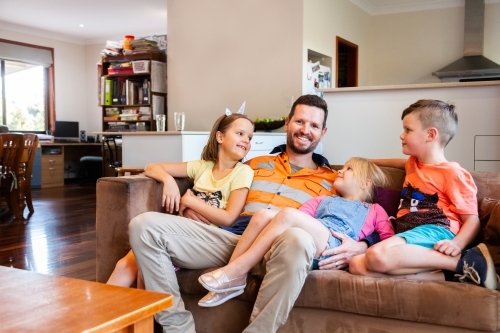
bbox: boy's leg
[354,236,459,276]
[244,228,316,333]
[129,212,240,333]
[228,209,278,264]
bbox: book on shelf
[104,79,113,105]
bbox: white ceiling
[0,0,167,45]
[0,0,498,45]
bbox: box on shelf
[132,60,150,74]
[108,67,134,75]
[120,114,140,121]
[136,122,150,131]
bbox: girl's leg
[228,209,278,264]
[223,208,331,279]
[107,250,139,287]
[349,236,458,278]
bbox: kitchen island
[93,131,287,168]
[319,80,500,172]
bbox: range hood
[432,0,500,82]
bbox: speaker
[80,130,86,142]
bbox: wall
[84,43,106,134]
[303,0,372,91]
[321,84,500,172]
[0,28,88,131]
[368,3,500,86]
[167,0,303,131]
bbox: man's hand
[317,230,368,270]
[182,208,211,225]
[434,239,462,256]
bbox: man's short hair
[402,99,458,147]
[288,95,328,128]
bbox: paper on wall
[151,60,167,93]
[153,95,165,116]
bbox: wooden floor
[0,183,97,281]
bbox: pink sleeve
[299,195,327,217]
[358,204,395,241]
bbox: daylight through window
[0,39,54,132]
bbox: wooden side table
[0,266,173,332]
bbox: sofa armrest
[95,175,193,282]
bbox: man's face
[285,104,327,155]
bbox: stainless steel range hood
[432,0,500,82]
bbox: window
[0,39,54,132]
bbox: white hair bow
[225,101,246,116]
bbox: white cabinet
[474,135,500,172]
[116,132,292,168]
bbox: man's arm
[370,158,407,170]
[317,230,370,270]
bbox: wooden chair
[115,167,144,177]
[0,134,25,219]
[22,134,39,216]
[103,136,143,177]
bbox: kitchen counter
[318,80,500,93]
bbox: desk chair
[79,155,103,185]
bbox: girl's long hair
[201,114,254,162]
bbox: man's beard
[287,132,319,154]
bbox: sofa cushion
[294,270,500,332]
[374,187,400,218]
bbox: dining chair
[0,133,25,219]
[22,134,39,216]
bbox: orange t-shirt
[396,156,478,235]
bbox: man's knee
[272,228,316,266]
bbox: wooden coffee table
[0,266,173,332]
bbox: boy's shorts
[396,224,455,248]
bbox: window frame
[0,38,55,133]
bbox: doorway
[336,37,358,87]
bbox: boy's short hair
[402,99,458,147]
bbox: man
[129,94,372,333]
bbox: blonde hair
[345,157,389,203]
[201,114,254,162]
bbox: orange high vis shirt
[241,151,337,215]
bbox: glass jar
[123,35,134,50]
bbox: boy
[349,99,498,290]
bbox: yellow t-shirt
[186,160,254,210]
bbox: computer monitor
[54,121,79,142]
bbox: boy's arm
[434,214,480,256]
[370,158,407,170]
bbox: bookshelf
[99,52,167,132]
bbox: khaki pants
[129,212,316,333]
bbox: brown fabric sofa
[96,166,500,333]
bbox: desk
[0,266,173,333]
[40,143,101,188]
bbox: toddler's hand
[434,239,461,256]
